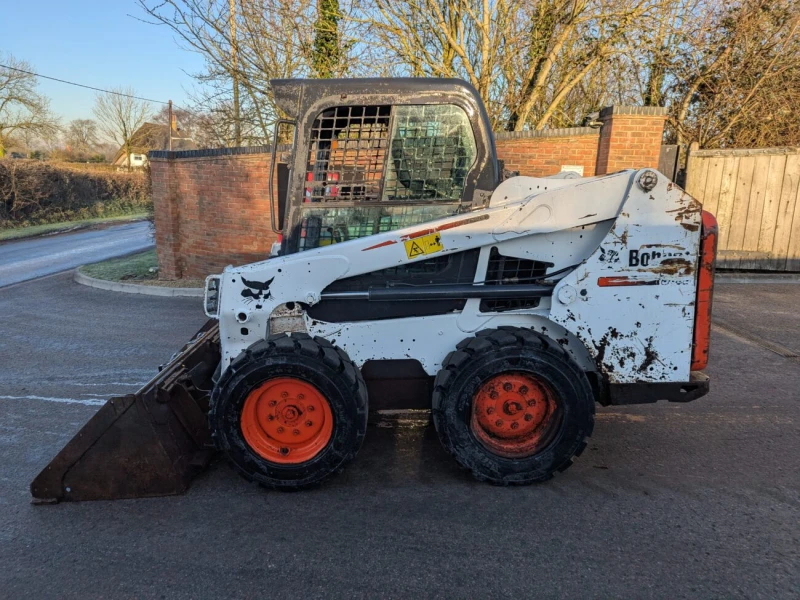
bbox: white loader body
[207,168,703,385]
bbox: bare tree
[138,0,305,143]
[669,0,800,148]
[364,0,656,131]
[93,88,151,171]
[136,0,800,148]
[0,54,59,157]
[153,104,225,148]
[65,119,99,154]
[138,0,365,144]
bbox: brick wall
[151,105,667,280]
[151,148,278,279]
[595,106,669,174]
[495,127,600,177]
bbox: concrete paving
[714,283,800,356]
[0,273,798,599]
[0,221,153,288]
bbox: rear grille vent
[481,247,552,312]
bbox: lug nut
[293,429,300,436]
[495,419,503,427]
[267,415,274,421]
[519,386,528,394]
[307,405,315,412]
[524,414,533,421]
[306,420,313,427]
[527,399,536,406]
[269,400,277,407]
[281,391,289,398]
[486,407,494,415]
[277,427,284,434]
[503,382,513,392]
[297,393,305,400]
[489,391,498,400]
[511,422,519,430]
[280,447,289,455]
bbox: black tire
[432,326,594,485]
[209,332,368,490]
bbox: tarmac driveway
[0,221,152,287]
[0,273,798,599]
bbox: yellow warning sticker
[404,232,444,259]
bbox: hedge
[0,160,151,228]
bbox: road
[0,221,153,288]
[0,273,798,599]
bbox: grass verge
[0,213,149,242]
[79,249,204,288]
[80,249,158,281]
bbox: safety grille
[305,105,391,203]
[303,104,476,205]
[295,103,477,251]
[481,247,552,312]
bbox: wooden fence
[685,146,800,271]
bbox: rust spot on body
[650,258,694,276]
[666,196,702,224]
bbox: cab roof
[270,77,488,121]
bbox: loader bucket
[30,321,221,503]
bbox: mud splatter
[638,336,659,372]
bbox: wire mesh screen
[297,103,477,250]
[304,105,390,203]
[303,104,476,205]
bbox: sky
[1,0,205,123]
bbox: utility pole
[168,99,173,151]
[230,0,242,147]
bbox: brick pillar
[595,106,668,175]
[150,156,183,279]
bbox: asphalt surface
[1,274,798,599]
[0,221,153,288]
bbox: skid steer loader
[31,78,717,501]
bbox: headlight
[204,276,221,317]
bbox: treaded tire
[210,332,368,490]
[432,326,594,485]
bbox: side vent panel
[480,247,553,312]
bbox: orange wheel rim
[241,377,333,464]
[470,372,561,458]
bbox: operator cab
[269,78,500,254]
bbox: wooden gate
[685,147,800,271]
